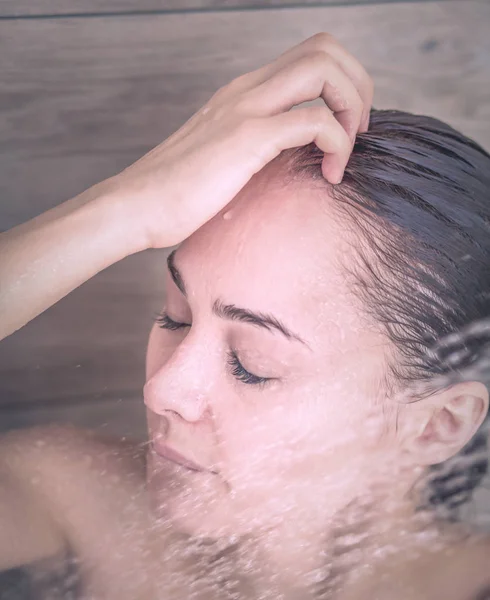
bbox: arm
[0,424,147,572]
[0,180,145,340]
[0,429,67,570]
[0,35,372,345]
[1,32,372,341]
[0,31,373,570]
[0,467,66,571]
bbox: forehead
[176,169,370,349]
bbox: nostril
[161,415,170,437]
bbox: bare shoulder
[441,526,490,567]
[0,425,160,596]
[457,532,490,583]
[405,527,490,600]
[0,424,147,572]
[0,423,148,521]
[1,423,146,475]
[342,526,490,600]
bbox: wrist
[85,176,151,257]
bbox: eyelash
[155,312,188,331]
[226,350,270,387]
[155,312,272,387]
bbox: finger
[240,106,351,185]
[315,38,374,133]
[228,33,343,93]
[227,33,373,132]
[238,51,364,144]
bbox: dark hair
[280,108,490,518]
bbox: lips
[151,438,208,472]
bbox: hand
[107,32,374,249]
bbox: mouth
[151,439,210,473]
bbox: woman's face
[144,167,399,540]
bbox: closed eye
[227,350,273,387]
[154,312,274,387]
[155,312,190,331]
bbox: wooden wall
[0,0,489,437]
[0,0,458,17]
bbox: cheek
[223,378,385,487]
[218,383,329,482]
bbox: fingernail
[333,170,344,185]
[362,110,370,132]
[323,155,344,184]
[333,158,345,184]
[330,168,343,185]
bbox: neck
[158,471,448,599]
[239,496,435,599]
[241,467,434,599]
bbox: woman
[1,32,490,600]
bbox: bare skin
[1,32,370,340]
[0,32,489,599]
[2,423,490,600]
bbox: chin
[145,447,236,538]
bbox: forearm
[0,180,146,340]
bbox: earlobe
[402,381,489,466]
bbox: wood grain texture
[0,395,147,437]
[0,0,455,19]
[0,1,489,431]
[2,2,489,230]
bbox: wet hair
[280,108,490,519]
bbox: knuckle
[226,73,246,92]
[310,31,336,46]
[308,107,342,138]
[308,105,330,122]
[233,117,274,163]
[310,31,341,54]
[211,82,243,108]
[352,93,364,114]
[357,68,374,98]
[232,94,254,116]
[303,49,335,71]
[334,134,350,156]
[319,116,350,150]
[210,84,228,102]
[213,74,250,106]
[234,116,259,138]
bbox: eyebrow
[166,250,310,348]
[167,249,187,296]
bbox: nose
[144,335,213,423]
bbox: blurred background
[0,0,489,444]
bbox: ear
[400,381,489,466]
